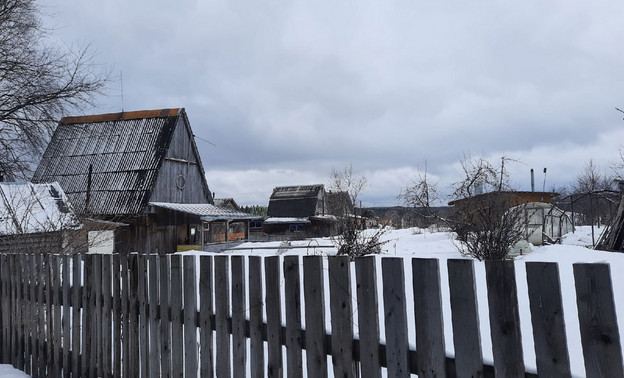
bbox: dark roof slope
[267,185,324,218]
[33,108,184,216]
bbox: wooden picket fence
[0,253,623,377]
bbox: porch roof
[149,202,256,221]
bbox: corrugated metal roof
[0,182,81,235]
[149,202,256,221]
[33,109,182,216]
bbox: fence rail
[0,252,622,377]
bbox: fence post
[112,254,121,378]
[199,255,214,378]
[183,255,198,378]
[382,257,410,377]
[214,255,231,377]
[412,258,446,378]
[574,263,624,378]
[71,254,81,377]
[61,254,71,377]
[447,259,484,378]
[329,255,355,378]
[50,254,61,377]
[284,255,303,378]
[248,256,264,378]
[149,255,161,378]
[170,254,183,378]
[303,255,328,378]
[525,262,571,377]
[160,255,172,378]
[232,255,247,378]
[485,260,524,378]
[265,256,283,378]
[355,256,381,378]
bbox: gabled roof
[0,182,81,235]
[214,198,240,211]
[267,184,324,218]
[32,108,208,216]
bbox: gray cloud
[44,0,624,205]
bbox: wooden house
[0,182,82,253]
[264,184,339,236]
[32,108,228,254]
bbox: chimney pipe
[530,169,535,192]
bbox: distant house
[32,108,243,254]
[264,184,340,236]
[0,182,81,253]
[214,198,241,211]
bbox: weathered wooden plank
[1,255,10,364]
[183,255,198,378]
[574,263,624,378]
[199,255,214,378]
[170,255,184,378]
[29,254,38,377]
[160,255,172,378]
[447,259,483,378]
[137,255,149,378]
[14,254,24,371]
[50,254,62,377]
[128,254,140,378]
[303,255,328,378]
[61,255,71,378]
[93,254,103,377]
[382,258,410,377]
[413,258,446,378]
[248,256,264,378]
[214,255,231,378]
[232,255,247,378]
[101,255,112,378]
[71,254,81,377]
[355,256,381,378]
[81,254,93,378]
[328,255,355,378]
[485,260,524,378]
[112,254,121,378]
[149,255,161,378]
[525,262,571,377]
[284,255,303,378]
[265,256,283,378]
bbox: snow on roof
[0,182,81,235]
[149,202,256,221]
[263,217,311,224]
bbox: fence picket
[71,254,81,377]
[61,255,71,377]
[102,254,113,378]
[574,263,624,378]
[128,254,140,377]
[303,255,327,378]
[382,258,410,377]
[284,255,303,378]
[355,256,381,378]
[160,255,172,378]
[112,254,122,378]
[447,259,483,378]
[50,254,61,377]
[413,258,447,378]
[149,255,161,378]
[485,260,524,378]
[232,255,247,378]
[248,256,264,378]
[170,255,183,378]
[199,255,214,378]
[183,255,198,378]
[265,256,283,378]
[329,255,355,378]
[525,262,571,377]
[215,255,231,378]
[93,254,102,378]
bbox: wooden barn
[32,108,220,254]
[264,184,339,237]
[0,182,82,254]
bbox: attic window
[176,174,186,189]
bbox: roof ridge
[60,108,181,124]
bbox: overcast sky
[43,0,624,206]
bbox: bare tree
[401,155,526,260]
[329,165,386,260]
[0,0,108,179]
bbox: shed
[32,108,214,254]
[0,182,81,253]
